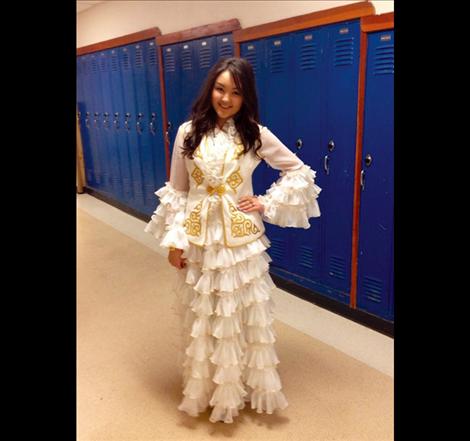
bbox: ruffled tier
[170,213,288,423]
[144,182,190,251]
[258,164,322,228]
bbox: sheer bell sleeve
[144,123,190,250]
[256,126,321,228]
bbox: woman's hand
[168,248,187,269]
[237,195,264,214]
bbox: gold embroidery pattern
[184,201,203,236]
[227,168,243,192]
[234,143,244,160]
[191,165,204,185]
[228,202,260,237]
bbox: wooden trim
[156,19,241,46]
[234,43,240,58]
[76,109,86,192]
[157,45,171,179]
[77,27,161,55]
[350,29,369,310]
[361,12,394,32]
[233,2,375,43]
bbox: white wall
[77,0,394,48]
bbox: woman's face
[211,70,243,127]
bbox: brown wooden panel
[156,19,241,46]
[77,27,161,55]
[350,30,369,309]
[233,2,375,43]
[362,12,394,32]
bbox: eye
[233,91,240,96]
[215,87,223,92]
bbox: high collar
[213,117,236,138]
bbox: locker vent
[374,44,394,75]
[148,45,157,65]
[164,51,175,72]
[122,51,131,70]
[91,57,98,74]
[299,246,314,269]
[111,53,119,71]
[269,238,284,261]
[334,38,354,66]
[329,256,346,279]
[135,47,144,68]
[199,47,212,69]
[99,56,106,72]
[182,48,192,71]
[363,276,383,303]
[219,41,232,58]
[244,52,258,74]
[270,48,286,73]
[300,43,317,70]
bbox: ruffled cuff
[257,164,321,228]
[144,182,190,251]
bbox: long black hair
[182,57,262,158]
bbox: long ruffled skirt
[171,209,288,424]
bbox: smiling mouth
[219,105,232,109]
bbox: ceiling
[77,1,105,14]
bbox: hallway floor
[77,198,393,441]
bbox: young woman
[145,57,321,424]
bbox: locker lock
[113,112,120,129]
[124,113,131,131]
[365,154,373,167]
[295,138,303,149]
[137,113,144,134]
[328,140,335,152]
[150,113,157,135]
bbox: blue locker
[120,44,146,212]
[357,30,394,320]
[261,34,296,272]
[163,43,181,153]
[240,39,266,123]
[99,50,123,200]
[145,40,167,195]
[131,41,160,214]
[109,47,134,205]
[90,53,112,194]
[179,40,196,129]
[192,36,217,109]
[216,34,234,59]
[289,27,327,285]
[83,54,103,188]
[320,20,360,302]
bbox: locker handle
[124,113,131,131]
[136,113,143,134]
[113,112,120,130]
[93,112,100,128]
[295,138,303,149]
[360,170,365,191]
[324,155,330,175]
[103,112,109,129]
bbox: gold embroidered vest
[183,134,265,247]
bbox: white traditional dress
[145,117,321,423]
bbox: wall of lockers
[76,4,394,327]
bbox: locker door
[289,27,327,284]
[94,52,113,195]
[357,30,394,320]
[193,36,217,108]
[88,54,104,188]
[162,43,181,152]
[99,50,122,200]
[261,34,295,271]
[145,40,167,193]
[321,21,361,302]
[180,40,196,128]
[120,44,146,212]
[216,34,234,60]
[132,41,159,214]
[109,48,134,205]
[240,39,267,127]
[77,56,94,186]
